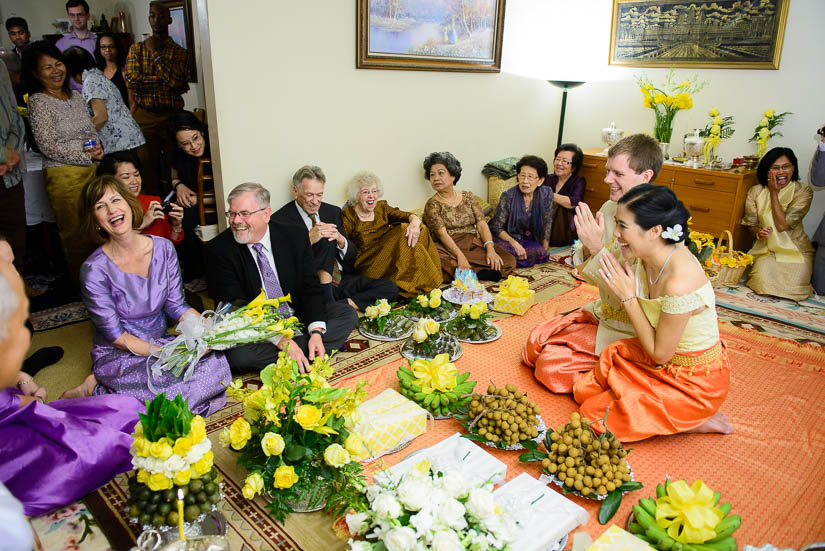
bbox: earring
[95,225,101,231]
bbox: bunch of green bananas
[397,366,475,417]
[629,482,740,551]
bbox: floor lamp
[548,80,585,149]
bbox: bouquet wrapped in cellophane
[222,348,369,522]
[148,291,299,387]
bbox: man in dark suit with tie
[205,183,358,373]
[272,165,398,310]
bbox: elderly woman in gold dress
[422,151,516,282]
[341,171,442,297]
[742,147,814,301]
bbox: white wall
[201,0,824,237]
[202,0,559,220]
[0,0,205,108]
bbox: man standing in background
[4,17,30,58]
[125,1,189,196]
[55,0,97,54]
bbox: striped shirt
[0,59,25,188]
[124,36,189,111]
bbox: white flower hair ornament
[661,224,683,242]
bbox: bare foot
[60,374,98,399]
[687,412,734,435]
[347,298,359,311]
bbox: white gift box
[374,432,507,488]
[494,473,589,551]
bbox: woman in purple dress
[0,253,141,516]
[62,175,229,416]
[489,155,554,267]
[545,144,586,246]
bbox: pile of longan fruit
[541,411,632,497]
[468,383,542,447]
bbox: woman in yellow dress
[574,184,732,442]
[741,147,814,301]
[341,171,442,297]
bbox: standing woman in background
[23,41,103,281]
[546,143,586,246]
[94,33,130,107]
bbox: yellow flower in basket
[416,294,430,308]
[365,305,379,320]
[189,415,206,443]
[273,465,299,489]
[147,472,173,492]
[261,432,285,457]
[242,472,264,499]
[294,404,323,430]
[323,443,351,468]
[173,469,191,486]
[229,417,252,450]
[173,435,193,456]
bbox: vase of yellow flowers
[222,349,368,521]
[698,107,735,167]
[749,109,791,158]
[637,69,707,158]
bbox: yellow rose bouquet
[149,290,298,384]
[222,348,369,522]
[698,107,735,165]
[636,69,707,146]
[443,301,499,342]
[126,394,221,530]
[749,108,791,158]
[358,298,413,340]
[403,287,455,322]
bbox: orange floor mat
[336,284,825,549]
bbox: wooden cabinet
[577,149,757,249]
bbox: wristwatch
[310,328,325,337]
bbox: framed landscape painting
[357,0,506,72]
[609,0,789,69]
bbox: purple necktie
[252,242,290,314]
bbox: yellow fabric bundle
[586,525,655,551]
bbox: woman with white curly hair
[341,170,442,297]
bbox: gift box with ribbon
[493,275,535,315]
[586,525,655,551]
[494,473,589,551]
[353,388,428,461]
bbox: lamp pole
[547,80,585,149]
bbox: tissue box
[354,388,428,460]
[587,525,655,551]
[493,290,535,315]
[375,432,507,487]
[494,473,589,551]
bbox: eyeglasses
[226,208,265,220]
[178,133,204,150]
[554,157,572,166]
[359,187,379,195]
[518,172,539,182]
[769,164,793,171]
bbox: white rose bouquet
[347,460,516,550]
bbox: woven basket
[708,230,748,286]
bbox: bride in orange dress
[574,185,732,441]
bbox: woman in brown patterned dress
[421,152,516,282]
[342,171,442,297]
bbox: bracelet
[621,295,636,304]
[483,240,493,247]
[172,180,182,189]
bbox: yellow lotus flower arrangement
[749,108,791,158]
[698,107,735,165]
[636,69,707,144]
[222,347,368,521]
[126,394,221,529]
[404,287,455,322]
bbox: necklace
[438,190,461,206]
[648,246,677,286]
